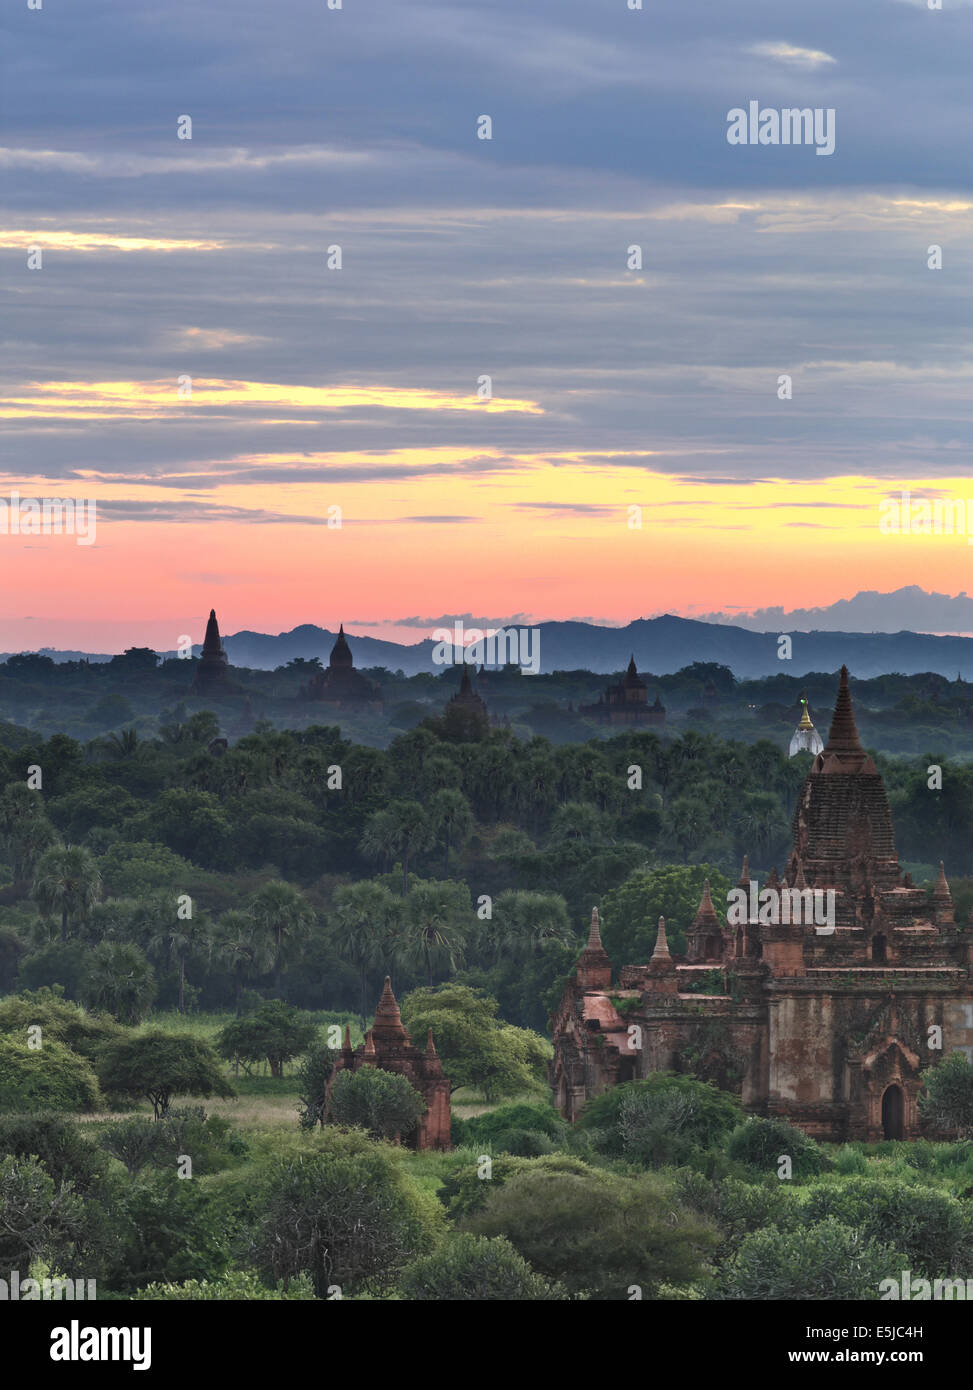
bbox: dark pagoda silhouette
[192,609,231,695]
[580,655,665,727]
[301,624,382,711]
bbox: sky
[5,0,973,651]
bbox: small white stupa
[789,694,824,757]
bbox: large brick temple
[551,667,973,1141]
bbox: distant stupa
[788,693,824,757]
[192,609,230,694]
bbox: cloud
[748,41,837,69]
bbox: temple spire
[823,666,865,757]
[737,853,751,890]
[651,916,672,962]
[586,906,604,951]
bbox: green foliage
[718,1218,907,1301]
[247,1129,442,1296]
[134,1271,316,1300]
[296,1041,336,1130]
[81,941,156,1024]
[920,1051,973,1139]
[105,1168,230,1292]
[673,1170,800,1270]
[0,1034,101,1113]
[579,1074,742,1163]
[0,986,122,1060]
[0,1112,107,1196]
[727,1115,825,1178]
[600,864,733,960]
[399,984,548,1100]
[0,1154,87,1272]
[438,1152,600,1223]
[216,1000,317,1078]
[398,1233,566,1300]
[465,1102,567,1155]
[802,1178,972,1277]
[328,1066,426,1142]
[96,1029,234,1118]
[464,1167,716,1300]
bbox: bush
[727,1116,824,1178]
[438,1152,595,1222]
[328,1067,426,1142]
[833,1143,868,1176]
[106,1169,230,1293]
[398,1233,566,1300]
[802,1179,972,1277]
[0,986,122,1061]
[296,1042,335,1130]
[920,1052,973,1139]
[0,1154,86,1272]
[0,1112,107,1195]
[464,1167,716,1300]
[718,1218,906,1300]
[579,1075,742,1165]
[0,1034,101,1113]
[466,1103,567,1145]
[673,1170,800,1270]
[134,1271,316,1300]
[247,1129,442,1297]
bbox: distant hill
[10,615,973,680]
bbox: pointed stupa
[650,916,672,963]
[737,853,751,890]
[933,861,955,925]
[794,858,808,890]
[192,606,229,691]
[575,907,612,989]
[693,878,721,929]
[767,865,781,891]
[370,976,407,1044]
[822,667,866,761]
[202,609,223,656]
[329,623,353,669]
[363,1029,377,1061]
[342,1024,353,1052]
[934,861,952,900]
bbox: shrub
[718,1218,906,1300]
[247,1129,442,1297]
[0,1035,101,1113]
[0,986,122,1061]
[328,1067,426,1142]
[802,1179,972,1277]
[920,1052,973,1139]
[0,1112,106,1195]
[398,1233,566,1300]
[0,1154,87,1272]
[134,1271,316,1300]
[438,1152,595,1222]
[296,1042,335,1130]
[579,1075,741,1162]
[673,1170,800,1269]
[464,1167,716,1300]
[727,1116,824,1178]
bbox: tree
[0,1155,86,1273]
[216,1001,317,1079]
[0,782,57,884]
[328,1066,425,1142]
[919,1051,973,1138]
[296,1042,336,1130]
[145,902,209,1016]
[600,864,732,961]
[727,1115,824,1178]
[360,800,435,894]
[718,1219,906,1301]
[248,1130,441,1297]
[97,1030,234,1119]
[428,788,474,876]
[398,1233,565,1300]
[32,844,102,942]
[395,878,471,986]
[465,1168,715,1300]
[491,890,572,963]
[579,1075,742,1162]
[213,909,274,1015]
[329,880,400,1024]
[0,1035,102,1113]
[249,880,314,997]
[81,942,156,1025]
[399,984,548,1100]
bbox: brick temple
[552,667,973,1141]
[328,977,451,1149]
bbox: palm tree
[214,909,274,1015]
[394,878,469,986]
[329,880,400,1024]
[249,880,314,997]
[360,801,435,894]
[428,788,474,876]
[32,844,102,941]
[106,728,140,759]
[0,782,56,884]
[145,900,209,1015]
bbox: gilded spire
[798,694,814,730]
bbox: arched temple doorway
[882,1084,904,1140]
